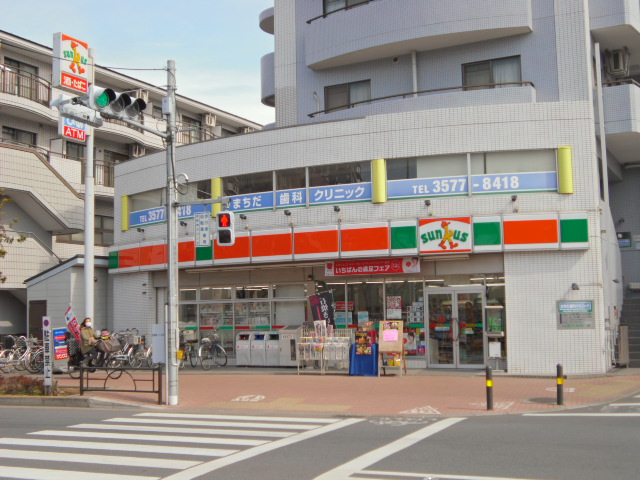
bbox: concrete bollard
[557,363,564,405]
[486,365,493,410]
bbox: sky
[1,0,276,126]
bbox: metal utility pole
[165,60,179,405]
[84,47,96,322]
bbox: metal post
[486,365,494,410]
[84,48,96,321]
[166,60,179,406]
[557,363,564,405]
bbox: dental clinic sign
[419,217,472,254]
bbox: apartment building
[108,0,639,375]
[0,30,261,337]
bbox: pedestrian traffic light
[74,86,146,120]
[215,211,235,246]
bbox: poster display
[386,296,402,319]
[379,320,404,353]
[309,291,335,326]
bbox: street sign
[195,212,211,247]
[42,316,52,394]
[59,116,87,142]
[52,33,92,94]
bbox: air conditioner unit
[129,143,146,158]
[605,47,630,78]
[204,113,216,127]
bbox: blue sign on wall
[309,183,372,205]
[130,204,212,228]
[276,188,306,208]
[227,192,274,212]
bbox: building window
[276,168,306,190]
[180,115,202,144]
[2,126,36,146]
[104,150,129,164]
[463,56,521,90]
[152,105,164,119]
[324,0,368,14]
[309,161,370,187]
[56,215,114,246]
[324,80,371,112]
[66,141,86,160]
[129,189,163,213]
[224,171,273,196]
[470,150,556,174]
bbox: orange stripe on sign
[341,227,389,252]
[119,248,140,268]
[504,220,558,245]
[140,244,167,266]
[214,236,251,260]
[178,241,196,262]
[295,230,339,255]
[253,233,292,257]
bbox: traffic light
[75,86,146,120]
[50,94,104,127]
[215,211,235,246]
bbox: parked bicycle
[0,335,43,373]
[177,330,199,369]
[198,331,227,369]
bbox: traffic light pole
[166,60,180,406]
[84,127,95,321]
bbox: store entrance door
[426,288,485,368]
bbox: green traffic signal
[95,91,111,108]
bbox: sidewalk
[39,366,640,417]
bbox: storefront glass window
[236,285,270,299]
[179,304,197,328]
[273,284,306,298]
[180,288,197,301]
[274,301,307,326]
[347,282,383,325]
[201,287,232,300]
[235,302,271,327]
[199,303,232,327]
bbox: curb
[0,395,149,409]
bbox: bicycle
[198,332,227,369]
[0,335,42,373]
[178,330,199,369]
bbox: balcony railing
[308,81,535,117]
[0,64,51,106]
[81,159,116,187]
[307,0,375,24]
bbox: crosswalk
[0,412,362,480]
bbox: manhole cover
[527,397,557,404]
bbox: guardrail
[78,365,163,405]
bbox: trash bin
[250,332,267,366]
[236,333,251,367]
[265,332,280,367]
[279,326,303,367]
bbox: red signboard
[325,257,420,276]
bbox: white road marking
[161,418,364,480]
[72,422,294,438]
[0,438,230,457]
[0,449,199,469]
[608,403,640,407]
[135,412,338,423]
[525,413,640,417]
[0,466,157,480]
[30,429,264,446]
[364,471,541,480]
[313,417,465,480]
[399,406,441,415]
[107,416,324,430]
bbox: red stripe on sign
[140,244,167,266]
[178,241,196,262]
[341,227,389,252]
[504,219,558,244]
[214,235,251,260]
[119,248,140,268]
[295,230,339,255]
[253,233,292,257]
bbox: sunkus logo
[419,217,472,253]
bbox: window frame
[324,79,371,113]
[462,56,521,90]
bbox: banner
[309,291,335,326]
[325,257,420,276]
[64,306,81,343]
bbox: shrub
[0,375,59,396]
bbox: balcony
[259,7,274,34]
[590,0,640,52]
[305,0,532,70]
[308,81,536,120]
[600,80,640,166]
[0,65,55,122]
[261,53,275,107]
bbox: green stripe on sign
[108,251,119,269]
[473,222,501,246]
[560,218,588,243]
[196,245,213,261]
[391,225,417,249]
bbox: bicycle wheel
[213,344,228,367]
[146,348,159,368]
[129,350,146,368]
[14,352,27,372]
[27,351,44,374]
[68,358,82,379]
[188,345,198,367]
[199,345,213,370]
[106,357,124,379]
[0,350,16,373]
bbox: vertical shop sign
[309,291,335,326]
[53,328,69,360]
[42,317,52,391]
[52,33,91,94]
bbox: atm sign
[61,117,87,142]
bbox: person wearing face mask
[80,317,100,363]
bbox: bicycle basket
[124,334,141,345]
[97,338,121,353]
